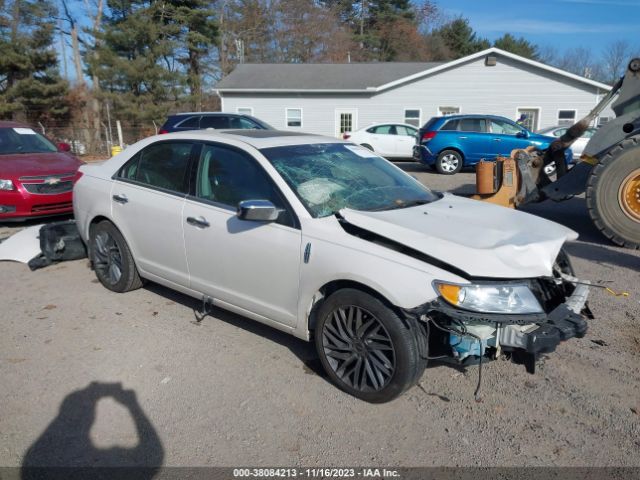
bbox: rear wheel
[315,289,423,403]
[436,150,463,175]
[586,137,640,249]
[89,220,143,292]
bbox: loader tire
[586,137,640,249]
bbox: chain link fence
[35,122,158,158]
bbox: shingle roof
[215,62,443,91]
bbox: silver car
[73,130,590,402]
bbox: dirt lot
[1,166,639,469]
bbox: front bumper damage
[406,281,591,375]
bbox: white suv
[73,130,590,402]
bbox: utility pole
[360,0,365,49]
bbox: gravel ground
[0,165,639,469]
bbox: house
[215,47,613,137]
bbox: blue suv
[413,114,573,175]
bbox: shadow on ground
[143,283,324,378]
[21,382,163,479]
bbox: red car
[0,121,84,221]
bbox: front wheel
[436,150,463,175]
[586,137,640,249]
[315,289,423,403]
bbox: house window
[404,109,421,127]
[339,113,352,134]
[438,106,460,116]
[558,110,576,126]
[286,108,302,127]
[237,107,253,116]
[598,116,610,126]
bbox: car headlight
[434,281,543,314]
[0,179,14,191]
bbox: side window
[490,119,521,135]
[373,125,394,135]
[121,142,193,193]
[396,126,416,136]
[119,152,141,180]
[177,116,200,129]
[196,144,294,227]
[440,119,459,131]
[200,116,230,129]
[459,118,486,133]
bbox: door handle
[458,136,467,139]
[493,138,502,142]
[186,216,210,228]
[112,194,128,204]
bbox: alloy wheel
[93,231,123,285]
[440,154,459,173]
[322,305,396,392]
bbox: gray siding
[221,55,613,137]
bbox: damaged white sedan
[73,130,591,403]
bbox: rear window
[459,118,486,133]
[421,117,439,131]
[176,116,200,128]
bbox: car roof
[436,114,514,121]
[169,112,245,117]
[154,129,339,149]
[361,123,418,129]
[0,121,31,128]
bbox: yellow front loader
[473,58,640,249]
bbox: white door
[182,143,302,327]
[335,109,358,138]
[110,141,193,286]
[366,124,398,156]
[517,108,540,132]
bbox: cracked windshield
[262,143,439,217]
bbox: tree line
[0,0,638,150]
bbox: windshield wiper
[370,199,431,212]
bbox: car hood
[339,194,577,279]
[0,152,81,178]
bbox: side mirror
[516,130,529,139]
[57,142,71,152]
[237,200,281,222]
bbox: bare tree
[602,40,631,85]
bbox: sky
[439,0,640,53]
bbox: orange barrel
[476,160,496,194]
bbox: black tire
[360,143,374,151]
[314,288,423,403]
[435,149,463,175]
[586,137,640,249]
[89,220,143,292]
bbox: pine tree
[0,0,69,122]
[494,33,539,60]
[87,0,185,125]
[430,17,489,59]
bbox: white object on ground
[0,225,42,263]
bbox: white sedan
[343,123,418,159]
[537,126,597,159]
[74,130,590,402]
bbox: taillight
[159,129,169,134]
[343,133,351,140]
[73,170,84,183]
[421,131,437,142]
